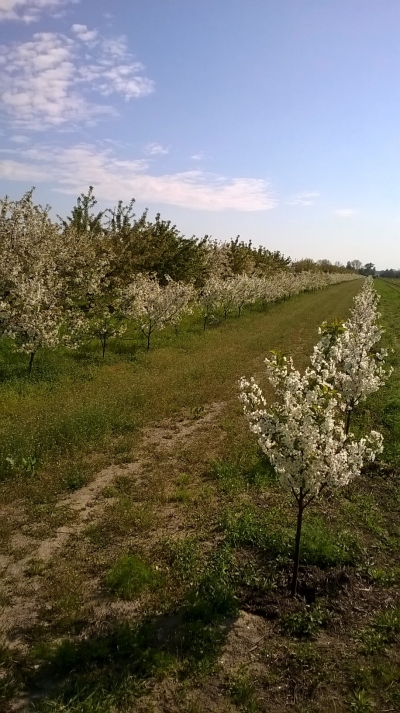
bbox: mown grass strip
[0,281,362,509]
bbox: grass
[105,554,160,599]
[1,278,400,712]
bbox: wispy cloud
[288,191,320,206]
[0,29,154,130]
[0,0,74,23]
[0,143,277,212]
[334,208,358,217]
[191,153,204,161]
[145,142,169,156]
[10,134,30,143]
[71,23,98,44]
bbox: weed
[103,499,154,536]
[360,606,400,654]
[4,453,37,476]
[170,486,192,502]
[84,523,110,547]
[166,537,201,583]
[61,467,88,492]
[367,566,400,586]
[190,405,205,420]
[24,558,46,577]
[282,604,330,638]
[112,475,133,495]
[106,554,160,599]
[229,669,261,712]
[176,473,191,486]
[350,689,376,712]
[237,557,277,592]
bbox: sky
[0,0,399,269]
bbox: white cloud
[146,142,169,155]
[334,208,358,217]
[0,157,47,180]
[288,191,320,206]
[191,153,204,161]
[0,143,277,212]
[71,23,98,44]
[0,30,154,130]
[0,0,73,23]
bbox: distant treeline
[58,187,354,286]
[378,269,400,278]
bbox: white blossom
[311,277,392,429]
[0,191,66,369]
[239,352,383,501]
[123,273,195,348]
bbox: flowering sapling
[311,277,391,433]
[88,302,127,358]
[123,273,193,349]
[197,275,223,330]
[239,351,383,596]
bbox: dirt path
[0,402,225,649]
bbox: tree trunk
[345,406,353,435]
[28,351,35,375]
[147,331,151,350]
[290,489,305,596]
[102,337,107,358]
[203,315,208,331]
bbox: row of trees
[345,262,400,278]
[239,277,391,595]
[378,268,400,279]
[0,190,361,369]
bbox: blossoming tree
[239,349,383,596]
[311,277,391,433]
[0,191,67,372]
[123,273,194,349]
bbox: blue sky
[0,0,399,268]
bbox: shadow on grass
[24,592,237,713]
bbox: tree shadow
[21,593,238,711]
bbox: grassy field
[0,278,399,713]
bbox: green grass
[3,278,400,713]
[105,554,160,599]
[223,505,360,568]
[0,281,361,481]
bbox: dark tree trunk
[345,404,354,435]
[28,351,35,375]
[290,489,305,596]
